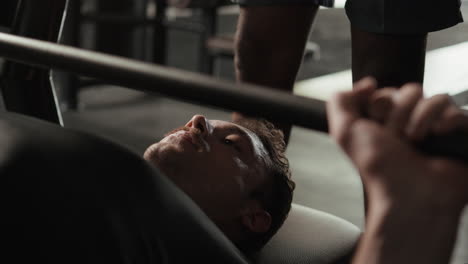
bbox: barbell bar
[0,32,466,162]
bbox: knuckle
[401,83,423,96]
[431,93,452,104]
[402,82,423,90]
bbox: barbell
[0,32,466,162]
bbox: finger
[367,87,397,123]
[406,94,453,141]
[385,83,423,135]
[433,106,468,134]
[354,76,378,91]
[328,78,376,147]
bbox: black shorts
[233,0,334,8]
[345,0,464,35]
[233,0,464,35]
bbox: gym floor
[60,3,468,263]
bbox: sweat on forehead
[230,119,280,167]
[241,126,269,159]
[209,119,270,159]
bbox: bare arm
[349,120,466,264]
[354,204,462,264]
[234,5,318,91]
[328,80,468,264]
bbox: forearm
[353,202,462,264]
[234,5,318,91]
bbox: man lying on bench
[2,78,465,264]
[143,77,468,263]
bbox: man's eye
[223,136,243,152]
[224,138,241,151]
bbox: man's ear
[241,201,272,233]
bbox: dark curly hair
[233,118,295,256]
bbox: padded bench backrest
[258,204,360,264]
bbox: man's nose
[186,115,209,136]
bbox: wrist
[367,192,465,224]
[368,199,463,227]
[364,161,468,216]
[356,201,462,264]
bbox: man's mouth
[168,127,208,152]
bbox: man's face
[144,115,270,223]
